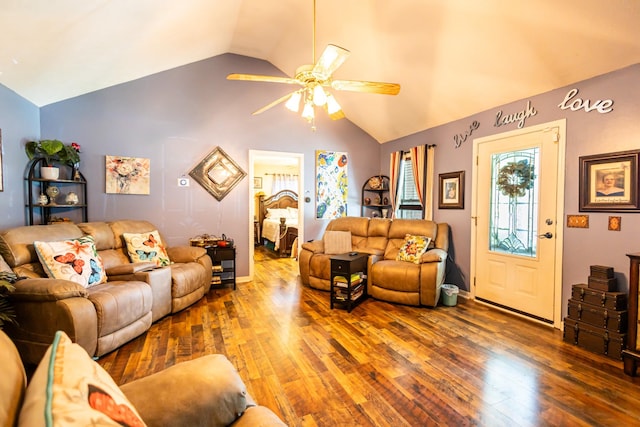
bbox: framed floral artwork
[105,156,150,194]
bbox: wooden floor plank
[99,247,640,426]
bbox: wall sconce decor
[189,146,246,201]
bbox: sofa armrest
[166,245,208,264]
[301,240,324,254]
[120,354,250,427]
[230,406,287,427]
[10,278,87,302]
[419,248,447,264]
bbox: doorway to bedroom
[248,150,304,281]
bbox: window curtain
[424,145,435,220]
[271,173,298,194]
[389,151,402,219]
[410,145,426,207]
[409,144,435,220]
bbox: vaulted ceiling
[1,0,639,143]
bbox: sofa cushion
[18,330,146,427]
[34,236,107,288]
[323,230,352,255]
[123,230,171,267]
[396,235,431,264]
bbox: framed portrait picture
[579,149,640,212]
[439,171,464,209]
[253,177,262,189]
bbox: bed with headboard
[258,189,299,257]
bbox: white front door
[472,120,565,325]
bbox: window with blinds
[397,152,424,219]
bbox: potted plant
[0,274,17,329]
[25,140,81,180]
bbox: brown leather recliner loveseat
[0,328,286,426]
[0,220,212,365]
[298,216,449,307]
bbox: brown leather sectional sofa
[298,216,450,307]
[0,220,212,365]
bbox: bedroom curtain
[389,151,402,218]
[271,173,298,194]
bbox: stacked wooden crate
[563,265,628,359]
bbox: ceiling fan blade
[331,79,401,95]
[227,73,300,85]
[252,92,297,116]
[312,44,350,80]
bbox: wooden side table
[206,246,236,290]
[330,253,368,312]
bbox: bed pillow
[123,230,171,267]
[396,235,431,264]
[34,236,107,288]
[18,330,147,427]
[286,207,298,219]
[323,230,352,255]
[266,208,289,219]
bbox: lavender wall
[0,85,40,227]
[382,64,640,312]
[39,54,382,277]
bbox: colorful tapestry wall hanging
[316,150,348,219]
[105,156,150,195]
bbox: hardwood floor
[98,247,640,426]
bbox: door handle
[538,232,553,239]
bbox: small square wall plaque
[189,146,246,201]
[608,216,621,231]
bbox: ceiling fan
[226,0,400,125]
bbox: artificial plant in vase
[25,140,81,180]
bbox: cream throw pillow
[34,236,107,288]
[18,330,146,427]
[323,230,352,255]
[123,230,171,267]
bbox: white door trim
[470,119,566,329]
[248,150,304,281]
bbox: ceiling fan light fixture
[285,91,302,112]
[312,84,327,106]
[326,94,345,120]
[302,101,315,122]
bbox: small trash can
[440,284,459,307]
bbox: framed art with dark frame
[579,149,640,212]
[439,170,464,209]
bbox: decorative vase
[40,166,60,180]
[45,186,60,204]
[65,192,79,205]
[73,164,82,181]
